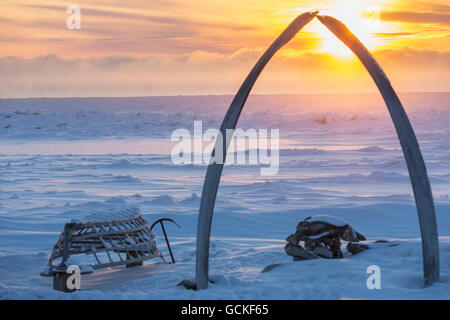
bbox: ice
[0,93,449,299]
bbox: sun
[299,0,386,57]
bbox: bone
[194,11,319,290]
[317,14,440,286]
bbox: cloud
[401,1,450,13]
[380,11,450,26]
[374,47,450,67]
[22,4,259,32]
[372,32,416,39]
[0,46,448,98]
[3,2,270,56]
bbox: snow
[0,93,449,299]
[80,206,140,224]
[304,215,349,227]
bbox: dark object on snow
[261,263,283,273]
[347,243,369,255]
[177,279,197,290]
[177,279,215,290]
[41,206,180,292]
[285,215,368,260]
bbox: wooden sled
[41,206,180,292]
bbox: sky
[0,0,449,97]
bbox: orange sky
[0,0,449,97]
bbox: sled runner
[40,206,180,291]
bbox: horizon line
[1,91,450,100]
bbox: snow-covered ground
[0,93,449,299]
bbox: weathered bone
[317,15,439,287]
[194,11,319,290]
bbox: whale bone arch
[193,11,439,290]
